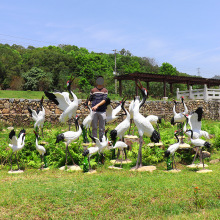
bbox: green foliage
[159,62,177,76]
[128,142,164,165]
[78,77,92,93]
[22,67,53,91]
[0,43,194,99]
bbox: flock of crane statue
[8,77,211,172]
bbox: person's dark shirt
[89,87,108,112]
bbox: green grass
[0,163,220,219]
[0,119,220,219]
[0,90,45,99]
[0,90,171,101]
[0,90,122,100]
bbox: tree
[22,67,52,91]
[159,62,177,76]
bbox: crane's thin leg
[135,136,143,169]
[173,155,176,170]
[65,145,68,166]
[139,136,143,168]
[66,145,76,165]
[120,151,123,168]
[117,149,120,162]
[40,155,43,170]
[15,152,20,170]
[42,127,44,138]
[68,119,71,131]
[97,153,100,164]
[192,147,199,164]
[88,156,91,170]
[113,150,119,166]
[199,148,203,165]
[157,124,161,140]
[10,153,13,171]
[85,128,88,143]
[124,148,127,160]
[128,119,132,135]
[199,148,204,168]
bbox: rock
[86,169,97,174]
[202,151,211,159]
[7,126,14,130]
[59,165,82,171]
[108,166,123,170]
[187,164,208,168]
[8,170,24,174]
[196,169,213,173]
[164,169,181,173]
[179,143,191,149]
[110,159,132,164]
[130,166,157,172]
[55,109,61,114]
[2,108,10,114]
[209,159,220,164]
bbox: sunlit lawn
[0,120,220,219]
[0,90,219,220]
[0,162,220,220]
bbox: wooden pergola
[114,72,220,97]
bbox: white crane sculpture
[82,98,94,143]
[28,96,45,137]
[34,131,46,170]
[109,141,129,167]
[132,80,160,169]
[8,129,26,171]
[110,99,130,160]
[106,97,125,123]
[44,76,80,131]
[164,131,180,170]
[185,129,211,168]
[55,116,82,167]
[82,134,111,170]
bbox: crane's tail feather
[150,130,160,143]
[55,133,64,144]
[82,149,89,157]
[158,117,162,124]
[110,129,117,141]
[204,141,211,148]
[164,150,170,157]
[171,117,175,125]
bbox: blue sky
[1,0,220,78]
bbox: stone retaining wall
[0,98,219,126]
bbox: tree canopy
[0,44,189,98]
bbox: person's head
[96,76,104,86]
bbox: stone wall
[0,98,219,126]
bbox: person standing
[88,76,108,141]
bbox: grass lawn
[0,163,220,220]
[0,119,220,219]
[0,90,171,101]
[0,90,45,100]
[0,90,123,100]
[0,94,219,220]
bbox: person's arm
[92,99,106,111]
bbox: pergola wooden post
[170,83,173,95]
[146,81,150,91]
[163,80,167,97]
[119,79,122,96]
[135,79,138,96]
